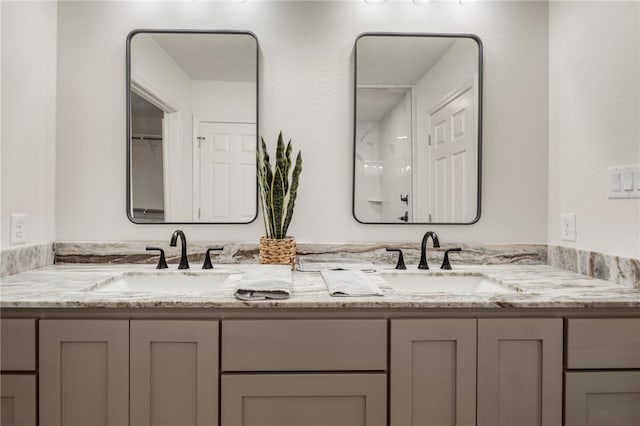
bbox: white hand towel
[297,256,376,272]
[234,265,293,301]
[321,269,384,297]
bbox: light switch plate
[608,164,640,199]
[10,214,27,245]
[561,213,576,242]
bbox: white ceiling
[357,36,457,85]
[357,88,410,122]
[152,33,257,82]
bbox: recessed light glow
[413,0,437,5]
[364,0,388,4]
[459,0,481,5]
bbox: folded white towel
[297,256,376,272]
[234,265,293,301]
[321,269,384,297]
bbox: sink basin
[379,272,515,294]
[90,270,237,294]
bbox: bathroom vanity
[1,264,639,426]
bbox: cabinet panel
[130,320,219,426]
[1,374,36,426]
[567,318,640,369]
[222,319,387,371]
[477,318,562,426]
[40,320,129,426]
[221,374,386,426]
[390,319,476,426]
[1,319,36,371]
[565,371,640,426]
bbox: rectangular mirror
[353,33,482,224]
[127,30,258,224]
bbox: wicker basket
[259,236,297,268]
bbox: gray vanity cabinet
[39,319,220,426]
[130,320,219,426]
[390,318,563,426]
[477,318,563,426]
[390,319,477,426]
[39,320,129,426]
[564,318,640,426]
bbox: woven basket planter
[259,236,297,268]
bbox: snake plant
[257,132,303,239]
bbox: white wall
[548,1,640,258]
[192,80,256,123]
[1,1,57,249]
[55,0,549,244]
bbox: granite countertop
[1,263,640,309]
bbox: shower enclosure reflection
[354,34,482,224]
[127,30,258,224]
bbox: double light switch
[608,164,640,199]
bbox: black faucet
[170,230,189,269]
[418,231,440,270]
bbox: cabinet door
[1,375,36,426]
[40,320,129,426]
[221,373,386,426]
[477,318,562,426]
[565,371,640,426]
[390,319,476,426]
[130,320,219,426]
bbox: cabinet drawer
[1,319,36,371]
[1,374,37,426]
[565,371,640,426]
[221,373,387,426]
[222,319,387,371]
[566,318,640,369]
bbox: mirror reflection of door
[195,121,256,222]
[428,84,476,223]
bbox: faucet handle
[146,247,168,269]
[385,248,407,270]
[440,248,462,270]
[202,246,224,269]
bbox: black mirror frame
[126,29,259,225]
[352,32,483,225]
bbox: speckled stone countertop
[1,263,639,309]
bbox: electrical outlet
[10,214,27,244]
[560,213,576,242]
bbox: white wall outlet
[10,214,27,245]
[561,213,576,242]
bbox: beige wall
[548,1,640,258]
[1,1,57,249]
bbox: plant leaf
[282,150,302,237]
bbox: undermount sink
[89,270,237,294]
[379,272,515,294]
